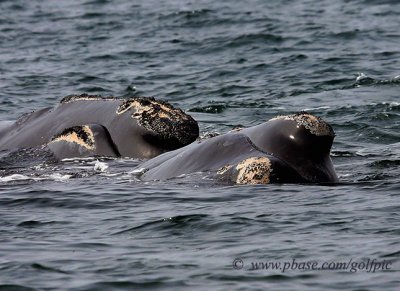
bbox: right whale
[0,94,199,160]
[136,113,339,184]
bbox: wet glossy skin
[137,113,338,184]
[0,98,337,184]
[0,95,199,159]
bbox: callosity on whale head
[115,97,199,150]
[242,113,338,183]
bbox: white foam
[61,157,97,162]
[355,72,368,81]
[0,174,30,182]
[302,106,330,111]
[47,173,72,181]
[94,160,109,172]
[389,102,399,107]
[0,173,74,183]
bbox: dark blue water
[0,0,399,290]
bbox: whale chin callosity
[136,113,339,184]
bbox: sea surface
[0,0,399,290]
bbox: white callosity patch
[116,98,189,122]
[60,94,116,104]
[51,126,96,150]
[116,97,199,146]
[270,113,334,137]
[217,164,232,175]
[235,157,272,185]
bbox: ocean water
[0,0,399,290]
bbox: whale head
[113,97,199,158]
[243,113,338,183]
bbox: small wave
[0,173,72,183]
[331,151,357,157]
[370,159,400,169]
[188,99,276,114]
[228,33,284,46]
[31,263,71,274]
[0,174,30,182]
[76,86,110,93]
[17,220,60,228]
[159,9,214,23]
[355,72,376,85]
[114,214,209,235]
[289,73,400,97]
[354,73,400,87]
[189,104,226,114]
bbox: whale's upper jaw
[270,112,335,138]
